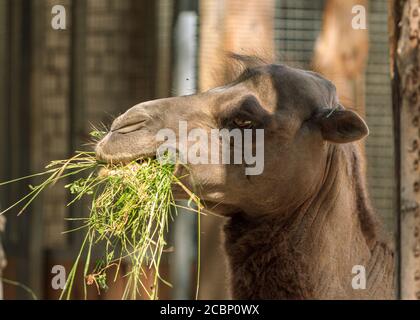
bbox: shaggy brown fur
[96,55,395,299]
[223,143,394,299]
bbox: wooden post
[199,0,275,91]
[390,0,420,300]
[198,0,274,299]
[313,0,369,115]
[8,0,38,299]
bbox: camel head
[95,56,369,218]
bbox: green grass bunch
[0,135,201,300]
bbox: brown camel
[95,56,395,299]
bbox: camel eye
[233,118,254,129]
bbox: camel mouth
[94,133,156,165]
[95,139,192,198]
[94,124,161,165]
[96,148,157,165]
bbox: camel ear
[317,109,369,143]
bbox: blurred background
[0,0,418,299]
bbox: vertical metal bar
[171,0,198,299]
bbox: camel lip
[94,132,158,165]
[99,154,157,166]
[95,144,157,165]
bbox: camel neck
[223,144,390,299]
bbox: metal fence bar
[171,1,199,299]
